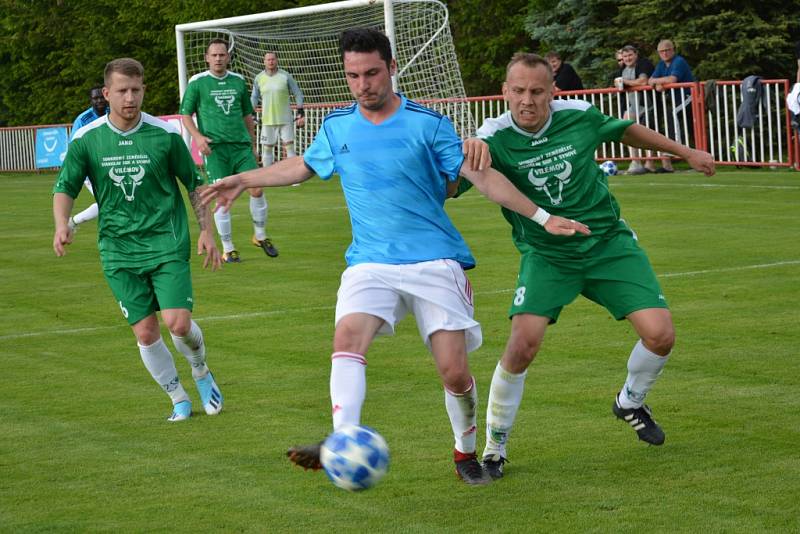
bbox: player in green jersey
[458,53,715,478]
[53,58,224,422]
[180,39,278,262]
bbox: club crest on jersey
[214,95,235,114]
[527,160,572,205]
[109,165,145,201]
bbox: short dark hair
[339,27,392,68]
[104,58,144,86]
[621,45,638,54]
[89,85,104,96]
[207,38,229,52]
[506,52,553,82]
[544,51,561,61]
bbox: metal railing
[2,79,797,172]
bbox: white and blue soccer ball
[321,424,390,491]
[599,160,618,176]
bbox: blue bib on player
[304,95,474,268]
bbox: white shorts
[335,259,482,353]
[260,123,295,146]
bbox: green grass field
[1,169,798,532]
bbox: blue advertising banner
[35,127,69,169]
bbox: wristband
[531,207,551,226]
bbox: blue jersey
[303,95,474,268]
[71,107,104,141]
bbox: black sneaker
[482,453,507,480]
[612,396,665,445]
[287,441,323,470]
[252,235,279,257]
[454,450,492,485]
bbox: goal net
[175,0,475,143]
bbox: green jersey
[251,69,304,125]
[179,70,254,145]
[53,113,203,269]
[461,100,633,260]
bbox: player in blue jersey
[202,28,587,485]
[67,86,108,233]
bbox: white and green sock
[214,209,234,253]
[170,320,208,379]
[484,362,527,458]
[617,339,670,409]
[138,338,189,405]
[73,203,99,225]
[250,194,268,241]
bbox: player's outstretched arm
[621,123,715,176]
[53,192,75,256]
[459,163,590,236]
[189,187,222,271]
[200,156,314,211]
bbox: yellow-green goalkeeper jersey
[251,69,304,125]
[457,100,633,260]
[53,113,203,269]
[179,70,254,145]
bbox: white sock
[285,144,296,158]
[170,320,208,379]
[214,209,235,253]
[250,194,268,241]
[445,377,478,454]
[484,362,526,458]
[73,203,99,225]
[617,339,670,409]
[138,338,189,405]
[261,147,274,167]
[330,352,366,430]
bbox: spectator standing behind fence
[648,39,695,173]
[614,45,655,175]
[795,40,800,83]
[546,51,583,91]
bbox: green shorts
[510,229,668,322]
[204,143,258,183]
[103,260,194,325]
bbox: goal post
[174,0,474,139]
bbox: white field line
[2,260,797,342]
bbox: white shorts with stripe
[335,259,482,353]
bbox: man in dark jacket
[614,45,655,174]
[546,51,583,91]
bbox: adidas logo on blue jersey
[339,144,350,154]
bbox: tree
[524,0,800,88]
[447,0,532,96]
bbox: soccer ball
[599,160,618,176]
[321,424,390,491]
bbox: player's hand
[53,226,74,256]
[686,148,715,176]
[200,174,246,212]
[197,230,222,271]
[462,137,491,171]
[196,135,213,156]
[543,215,591,236]
[295,115,305,128]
